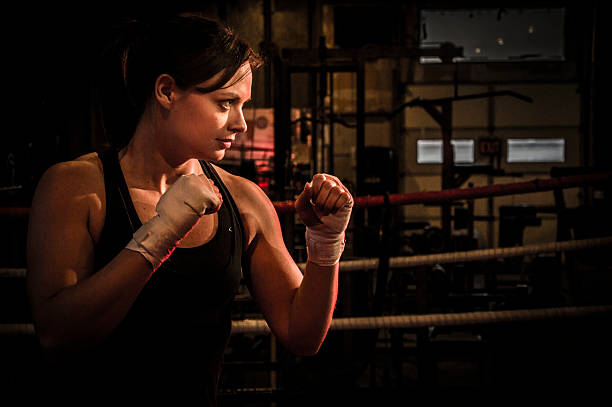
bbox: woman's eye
[219,100,234,110]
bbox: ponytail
[93,18,149,151]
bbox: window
[507,138,565,163]
[417,139,474,164]
[419,8,565,63]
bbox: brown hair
[95,14,262,150]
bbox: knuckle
[312,174,326,184]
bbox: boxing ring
[1,172,611,334]
[1,171,611,397]
[237,172,612,333]
[233,171,612,397]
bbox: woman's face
[160,63,252,163]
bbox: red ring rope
[273,172,611,214]
[0,172,609,217]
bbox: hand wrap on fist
[125,174,222,271]
[295,174,353,267]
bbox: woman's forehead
[225,63,252,87]
[196,63,252,90]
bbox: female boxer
[26,14,352,405]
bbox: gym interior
[1,1,610,404]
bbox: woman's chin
[198,150,226,162]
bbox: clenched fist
[126,174,223,270]
[295,174,353,266]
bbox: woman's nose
[229,108,247,134]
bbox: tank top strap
[98,148,141,233]
[200,161,252,292]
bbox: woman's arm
[27,160,221,352]
[26,160,154,351]
[232,173,352,355]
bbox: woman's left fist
[295,174,353,266]
[295,174,353,230]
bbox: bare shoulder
[211,164,280,245]
[31,152,106,238]
[38,152,103,190]
[212,163,272,207]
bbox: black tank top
[48,150,247,406]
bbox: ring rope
[2,237,611,279]
[232,305,612,334]
[1,172,608,217]
[0,268,26,278]
[0,324,35,336]
[4,305,611,337]
[296,236,612,272]
[273,172,611,213]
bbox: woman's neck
[119,122,202,194]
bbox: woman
[26,14,352,405]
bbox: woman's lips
[216,138,234,149]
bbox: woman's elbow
[34,323,65,351]
[32,314,88,352]
[292,343,322,357]
[284,333,326,356]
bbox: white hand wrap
[125,174,221,270]
[306,204,352,266]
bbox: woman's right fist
[126,174,223,270]
[156,174,223,238]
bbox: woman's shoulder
[211,163,270,204]
[210,163,279,246]
[42,152,102,176]
[32,152,106,223]
[38,152,104,192]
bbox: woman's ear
[154,74,176,109]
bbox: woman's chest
[130,190,219,248]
